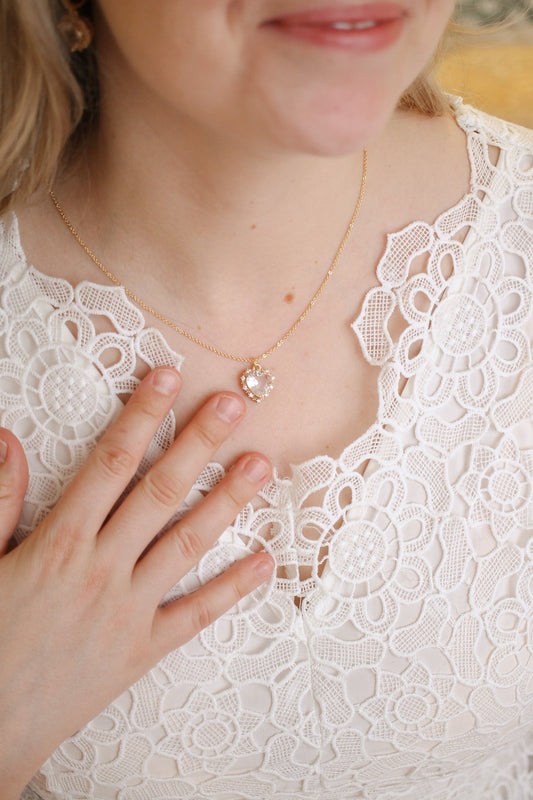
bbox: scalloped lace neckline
[12,97,483,494]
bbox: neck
[92,120,362,282]
[56,40,371,351]
[64,118,366,342]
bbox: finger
[151,551,275,655]
[99,392,246,562]
[46,368,182,539]
[133,452,272,601]
[0,429,29,557]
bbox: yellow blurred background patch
[437,2,533,129]
[438,42,533,128]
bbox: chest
[163,310,384,477]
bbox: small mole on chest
[284,292,294,304]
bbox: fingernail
[254,554,275,580]
[152,369,180,396]
[0,439,7,464]
[215,395,244,423]
[243,456,270,483]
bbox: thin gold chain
[49,150,367,365]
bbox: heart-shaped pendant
[240,362,275,403]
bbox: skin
[1,0,466,794]
[0,376,273,797]
[93,0,456,155]
[20,0,467,474]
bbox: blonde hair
[0,0,453,214]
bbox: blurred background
[438,0,533,128]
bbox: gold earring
[58,0,93,52]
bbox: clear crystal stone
[240,364,274,402]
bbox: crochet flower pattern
[457,436,533,541]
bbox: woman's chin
[254,93,398,158]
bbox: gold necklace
[49,151,367,403]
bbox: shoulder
[0,210,23,253]
[0,211,28,287]
[451,96,533,165]
[448,99,533,270]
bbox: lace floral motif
[3,101,533,799]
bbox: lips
[264,3,408,50]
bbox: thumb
[0,428,29,557]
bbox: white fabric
[2,100,532,799]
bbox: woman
[0,1,532,798]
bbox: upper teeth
[330,20,377,29]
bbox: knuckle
[94,440,137,479]
[129,395,165,423]
[0,474,18,502]
[34,522,77,576]
[193,420,220,451]
[142,469,184,509]
[228,573,248,603]
[190,596,214,632]
[219,480,247,513]
[81,557,111,597]
[172,522,204,562]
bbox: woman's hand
[0,368,274,798]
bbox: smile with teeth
[328,20,378,29]
[267,5,406,50]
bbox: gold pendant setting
[240,362,275,403]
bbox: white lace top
[4,100,533,800]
